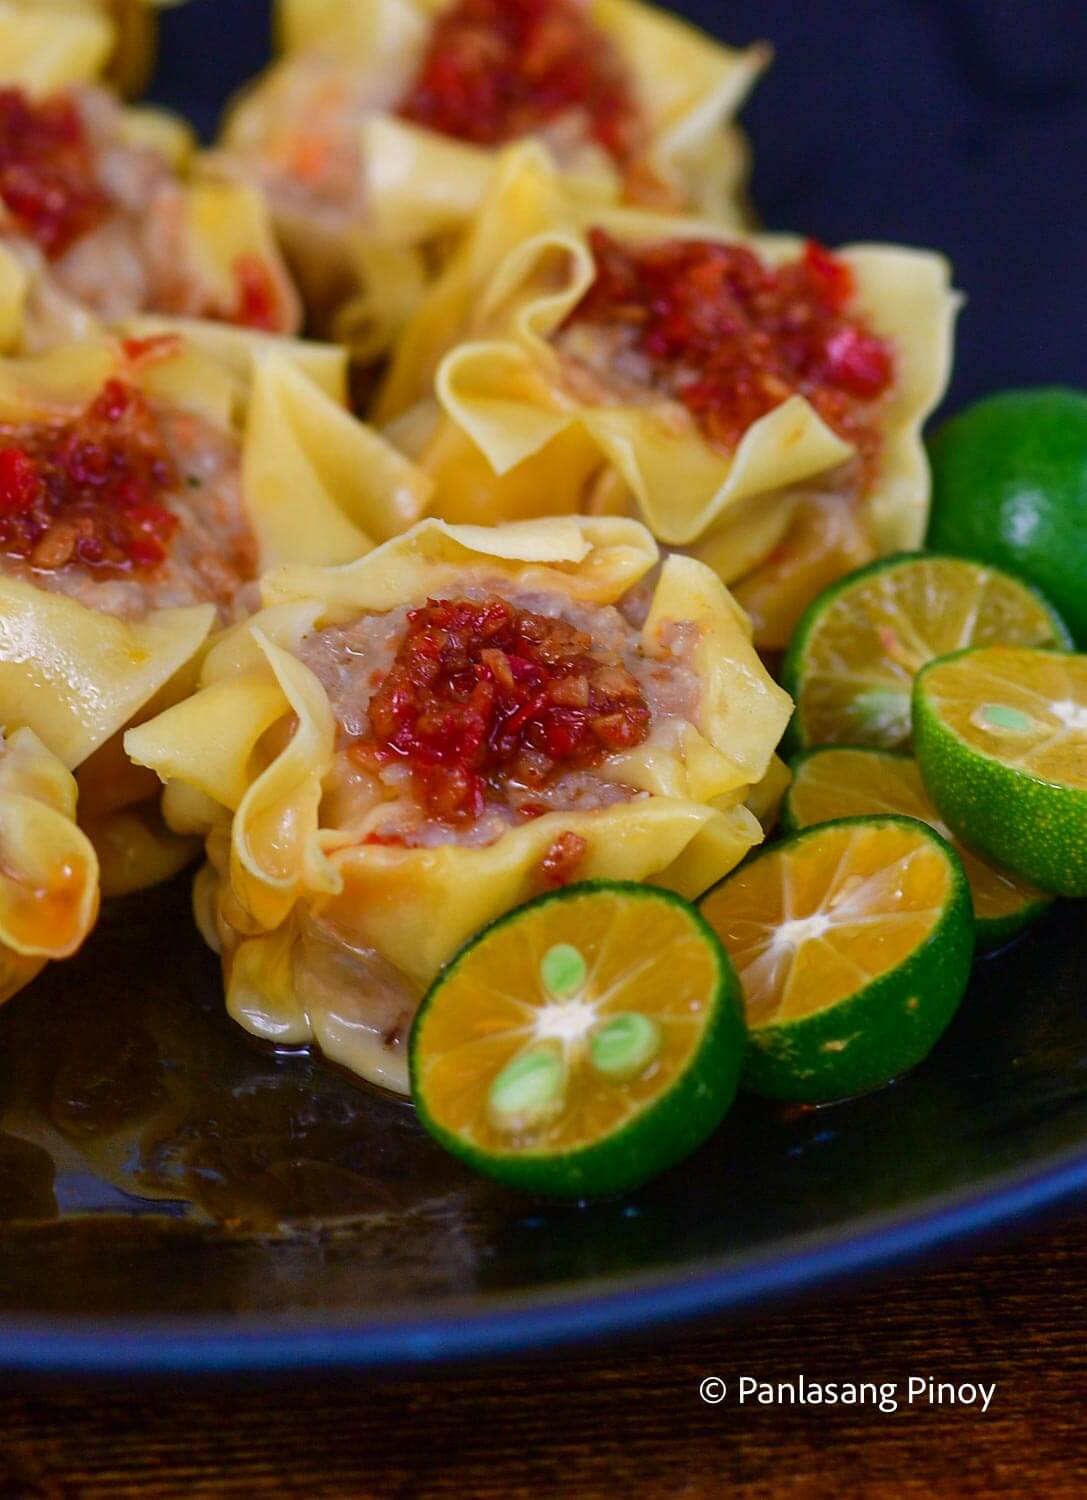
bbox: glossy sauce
[0,887,467,1231]
[0,378,178,574]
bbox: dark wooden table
[1,1212,1084,1498]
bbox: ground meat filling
[555,232,896,494]
[298,583,699,854]
[398,0,646,167]
[0,371,254,620]
[0,86,286,331]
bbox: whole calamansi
[928,389,1087,645]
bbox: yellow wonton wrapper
[0,726,99,1005]
[125,515,792,1094]
[0,0,184,98]
[221,0,766,357]
[376,145,960,645]
[0,331,433,895]
[0,1,114,92]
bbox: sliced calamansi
[782,554,1071,752]
[914,645,1087,898]
[784,746,1051,952]
[409,881,745,1198]
[699,817,974,1102]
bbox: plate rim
[0,1142,1084,1377]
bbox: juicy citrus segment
[703,820,950,1028]
[784,555,1070,750]
[415,885,722,1160]
[786,747,1049,930]
[921,647,1087,787]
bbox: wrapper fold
[0,0,191,98]
[0,726,99,1005]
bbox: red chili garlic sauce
[0,367,255,621]
[0,86,288,332]
[296,579,700,873]
[554,232,896,499]
[398,0,645,169]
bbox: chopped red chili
[398,0,644,165]
[0,88,110,258]
[226,254,282,333]
[0,379,179,574]
[120,333,184,367]
[561,231,895,483]
[350,596,651,823]
[538,830,588,887]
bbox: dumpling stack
[0,0,959,1095]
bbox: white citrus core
[535,998,598,1043]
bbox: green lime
[409,881,745,1198]
[782,553,1070,753]
[928,389,1087,645]
[699,816,974,1102]
[783,746,1052,952]
[914,645,1087,898]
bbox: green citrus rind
[927,388,1087,647]
[699,816,976,1104]
[967,892,1053,953]
[913,646,1087,899]
[782,745,1052,954]
[409,881,746,1199]
[780,552,1072,756]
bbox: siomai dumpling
[377,145,960,648]
[0,66,300,353]
[126,515,792,1094]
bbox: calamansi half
[410,882,746,1198]
[914,645,1087,898]
[700,817,974,1103]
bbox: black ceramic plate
[2,0,1086,1378]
